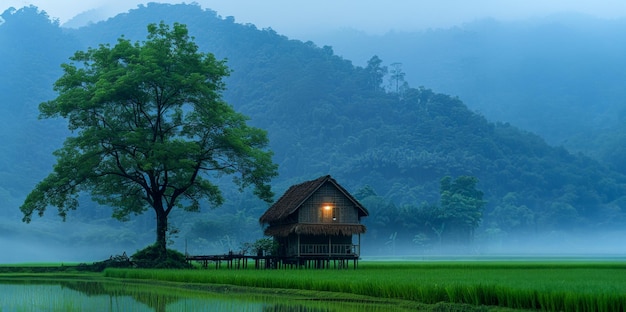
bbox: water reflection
[0,278,409,312]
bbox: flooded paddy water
[0,277,412,312]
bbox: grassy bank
[105,261,626,311]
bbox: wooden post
[356,233,362,269]
[328,236,332,257]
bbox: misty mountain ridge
[1,3,625,261]
[61,8,109,29]
[310,13,626,170]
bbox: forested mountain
[1,3,625,259]
[311,16,626,172]
[0,6,75,208]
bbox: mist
[5,1,626,38]
[361,230,626,259]
[0,217,153,264]
[0,237,112,264]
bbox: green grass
[105,261,626,311]
[0,262,91,274]
[0,262,80,267]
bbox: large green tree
[438,176,485,244]
[20,22,278,258]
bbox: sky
[3,0,626,38]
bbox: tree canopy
[20,21,278,258]
[438,176,485,244]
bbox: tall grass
[105,261,626,311]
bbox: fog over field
[0,218,152,263]
[362,233,626,259]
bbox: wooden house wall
[297,183,360,224]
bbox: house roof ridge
[259,175,368,226]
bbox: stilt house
[259,175,368,258]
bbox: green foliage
[323,18,626,158]
[19,20,277,257]
[241,238,278,256]
[438,176,485,244]
[361,176,486,251]
[364,55,387,91]
[87,253,133,272]
[131,244,190,269]
[488,192,534,236]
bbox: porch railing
[295,244,359,256]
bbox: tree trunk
[155,208,168,260]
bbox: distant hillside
[0,6,76,198]
[311,16,626,168]
[1,3,625,258]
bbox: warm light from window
[323,205,332,210]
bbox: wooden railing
[296,244,359,256]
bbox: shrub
[131,244,191,269]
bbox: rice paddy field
[105,260,626,312]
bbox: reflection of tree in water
[2,279,398,312]
[59,281,107,296]
[59,280,180,312]
[263,303,334,312]
[56,281,340,312]
[121,288,180,312]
